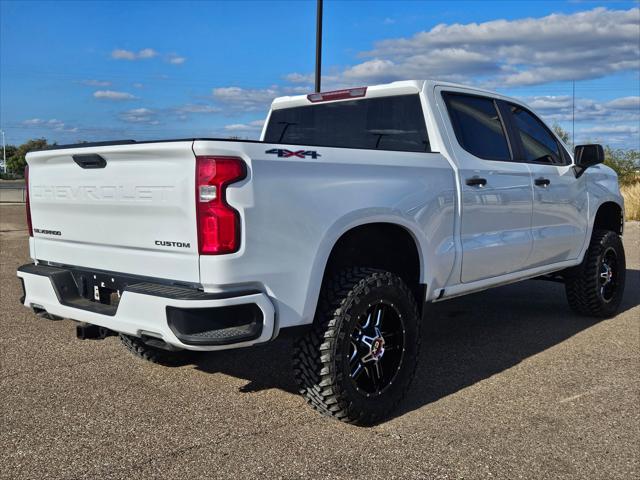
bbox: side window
[509,104,565,165]
[443,93,512,161]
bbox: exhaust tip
[31,305,63,321]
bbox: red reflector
[196,156,246,255]
[25,164,33,237]
[307,87,367,103]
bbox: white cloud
[111,48,158,60]
[132,83,144,89]
[81,79,112,87]
[224,120,264,131]
[211,85,311,112]
[111,49,137,60]
[167,54,186,65]
[93,90,137,101]
[285,73,314,84]
[224,124,251,131]
[343,59,397,82]
[518,94,639,148]
[21,118,78,132]
[172,103,221,120]
[605,96,640,111]
[116,104,223,124]
[111,48,186,65]
[138,48,157,59]
[580,125,639,135]
[212,86,281,111]
[526,96,573,111]
[119,108,159,124]
[524,95,640,124]
[174,104,221,114]
[575,124,640,148]
[22,118,44,126]
[309,7,640,88]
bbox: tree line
[2,139,51,178]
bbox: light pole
[315,0,323,93]
[572,80,575,146]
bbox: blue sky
[1,0,639,148]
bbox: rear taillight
[307,87,367,103]
[196,156,246,255]
[25,164,33,237]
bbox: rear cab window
[264,94,431,153]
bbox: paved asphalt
[1,204,638,479]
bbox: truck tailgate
[27,141,199,283]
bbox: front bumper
[17,263,275,351]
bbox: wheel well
[594,202,623,235]
[322,223,423,305]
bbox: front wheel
[293,268,421,425]
[565,229,626,318]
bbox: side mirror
[574,144,604,168]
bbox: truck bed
[35,137,266,151]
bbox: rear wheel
[119,334,193,366]
[293,268,421,425]
[565,229,626,318]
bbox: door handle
[535,177,551,187]
[466,176,487,187]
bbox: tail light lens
[196,156,246,255]
[25,164,33,237]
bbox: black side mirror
[574,144,604,168]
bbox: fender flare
[578,196,625,263]
[298,209,428,324]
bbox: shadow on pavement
[192,268,640,418]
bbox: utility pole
[315,0,323,93]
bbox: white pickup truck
[18,80,626,424]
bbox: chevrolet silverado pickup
[18,80,626,424]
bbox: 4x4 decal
[265,148,321,159]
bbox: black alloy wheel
[348,300,406,396]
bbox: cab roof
[270,79,508,110]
